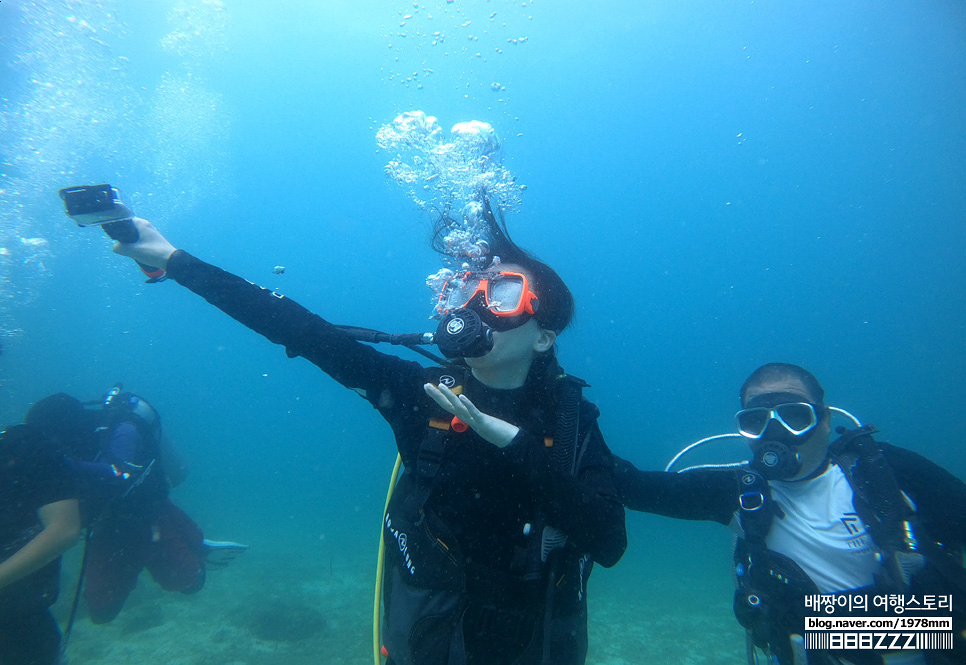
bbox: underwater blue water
[1,0,964,662]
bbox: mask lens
[443,276,483,312]
[775,403,817,434]
[737,403,819,439]
[487,275,525,313]
[736,408,771,438]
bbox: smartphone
[58,184,138,243]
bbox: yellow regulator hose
[373,453,403,665]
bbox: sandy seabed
[52,542,747,665]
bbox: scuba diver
[0,424,81,665]
[614,363,966,665]
[25,388,248,624]
[102,200,626,665]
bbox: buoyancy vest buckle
[739,491,766,512]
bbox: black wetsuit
[165,250,627,665]
[614,444,966,665]
[0,425,76,665]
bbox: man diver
[99,205,626,665]
[25,389,248,625]
[614,363,966,665]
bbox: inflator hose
[539,374,585,664]
[373,454,403,665]
[61,528,93,657]
[552,375,583,474]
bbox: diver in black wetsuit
[615,363,966,665]
[105,209,626,665]
[0,424,81,665]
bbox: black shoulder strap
[830,425,925,589]
[400,366,469,522]
[829,425,907,548]
[735,469,785,547]
[827,424,878,460]
[549,373,588,477]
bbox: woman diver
[107,201,626,665]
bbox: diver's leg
[144,499,205,594]
[84,519,147,623]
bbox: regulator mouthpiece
[435,308,493,359]
[750,440,803,481]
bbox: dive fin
[202,539,250,569]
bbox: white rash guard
[766,463,882,594]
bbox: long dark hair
[431,197,575,335]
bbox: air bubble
[376,110,526,289]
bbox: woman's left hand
[423,383,519,448]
